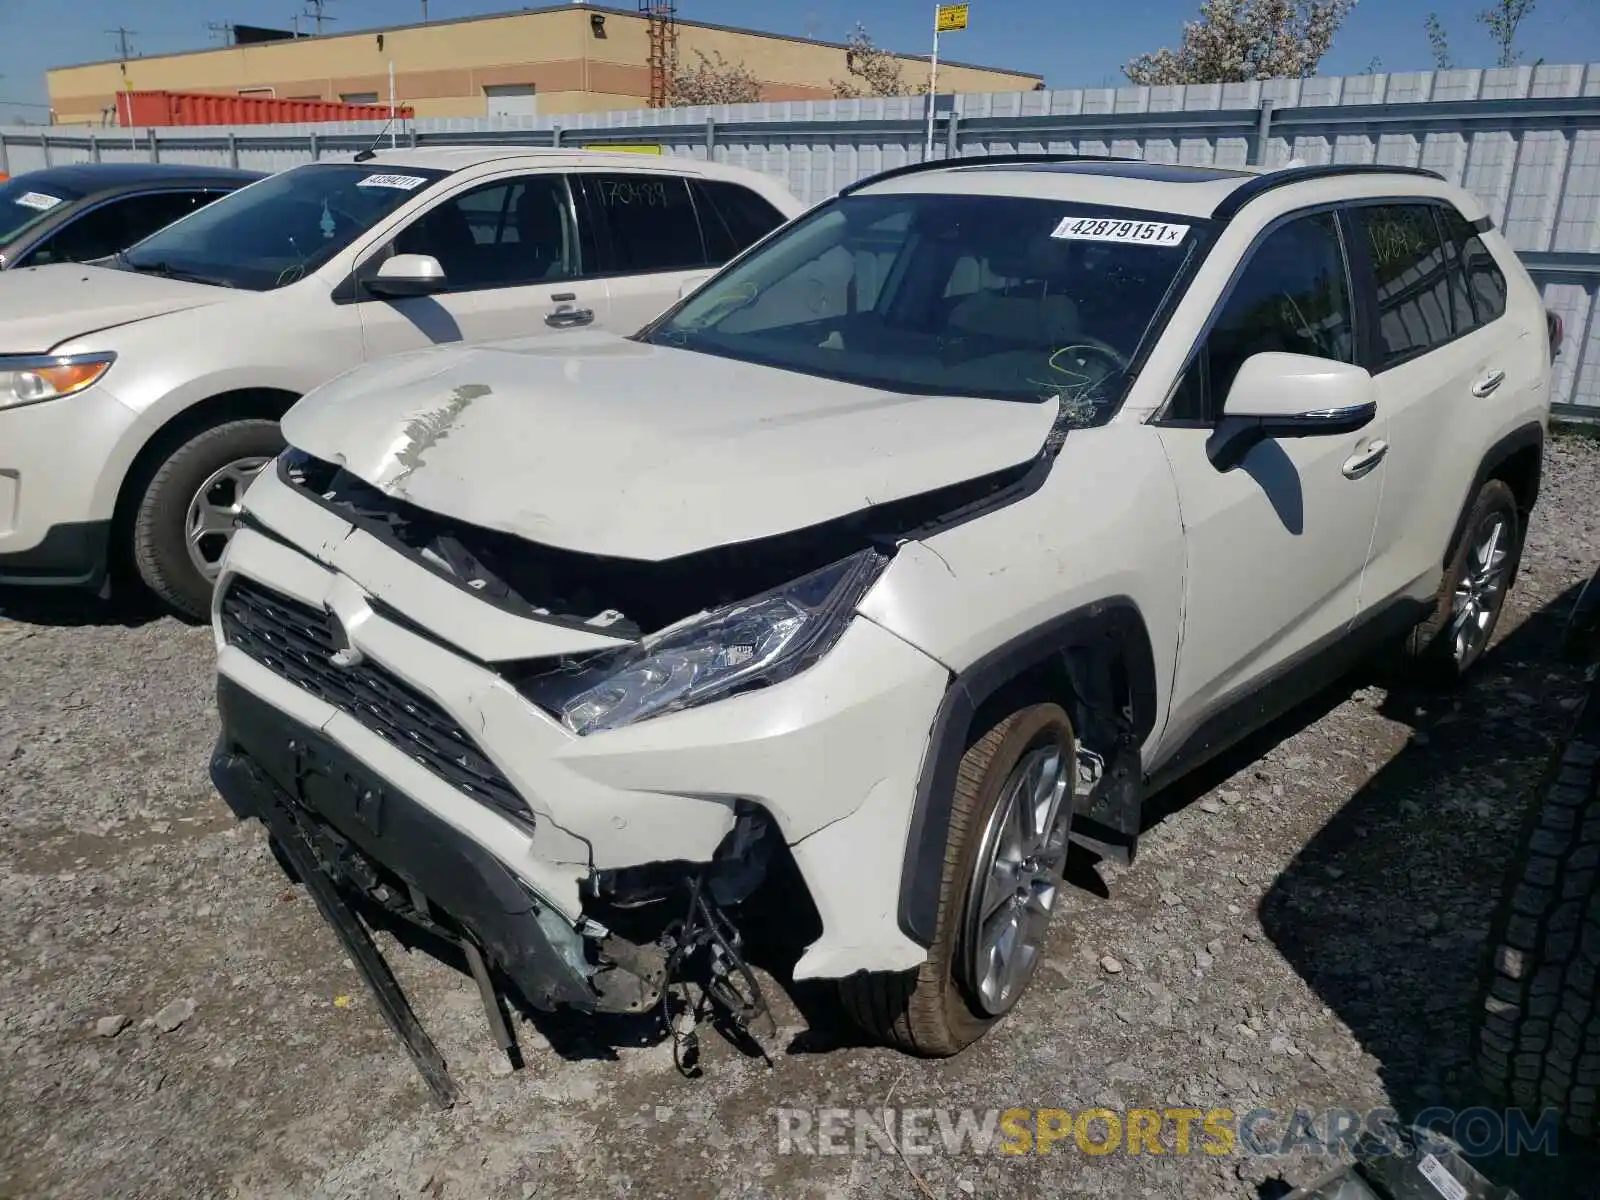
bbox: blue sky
[2,0,1596,123]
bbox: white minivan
[0,147,803,616]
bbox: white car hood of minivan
[0,263,228,353]
[281,331,1059,562]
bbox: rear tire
[130,419,282,621]
[839,704,1076,1056]
[1402,478,1520,683]
[1473,695,1600,1142]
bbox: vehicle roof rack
[838,153,1145,196]
[1210,162,1446,221]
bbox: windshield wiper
[118,255,237,289]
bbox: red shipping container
[116,90,414,128]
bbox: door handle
[545,303,595,329]
[1342,439,1389,480]
[1471,369,1507,398]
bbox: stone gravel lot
[4,436,1600,1200]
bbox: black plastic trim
[1443,422,1545,572]
[1142,595,1432,796]
[1209,164,1445,224]
[838,152,1145,196]
[897,598,1158,946]
[0,519,111,587]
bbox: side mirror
[1206,352,1377,471]
[678,270,715,299]
[367,253,447,299]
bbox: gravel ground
[4,436,1600,1200]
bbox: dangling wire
[653,871,774,1078]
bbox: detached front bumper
[212,676,614,1013]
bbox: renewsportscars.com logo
[771,1105,1563,1159]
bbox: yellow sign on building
[936,4,970,32]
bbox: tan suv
[0,148,803,616]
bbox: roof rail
[1210,162,1446,221]
[838,152,1145,197]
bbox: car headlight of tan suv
[0,353,117,410]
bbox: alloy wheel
[1451,511,1513,668]
[959,741,1073,1016]
[185,456,270,581]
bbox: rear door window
[581,173,708,274]
[1349,203,1456,370]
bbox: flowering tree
[668,50,762,106]
[831,24,928,99]
[1123,0,1359,85]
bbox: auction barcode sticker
[13,191,63,211]
[1416,1154,1468,1200]
[1051,216,1190,246]
[356,174,428,190]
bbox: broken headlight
[523,548,887,736]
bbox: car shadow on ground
[0,584,173,629]
[1251,585,1600,1198]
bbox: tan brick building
[45,4,1042,126]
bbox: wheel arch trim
[896,597,1159,947]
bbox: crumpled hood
[0,262,228,353]
[281,330,1059,561]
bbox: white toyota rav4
[208,156,1554,1087]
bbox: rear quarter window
[1437,205,1508,329]
[692,178,788,263]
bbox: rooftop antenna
[302,0,337,34]
[353,110,398,161]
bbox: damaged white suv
[209,155,1553,1091]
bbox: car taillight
[1547,309,1564,359]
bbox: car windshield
[0,176,82,245]
[643,190,1208,423]
[117,162,448,290]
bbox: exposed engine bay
[280,447,1045,639]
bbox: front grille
[220,576,532,826]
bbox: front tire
[839,704,1077,1056]
[130,419,282,620]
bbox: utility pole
[421,0,429,21]
[106,27,139,60]
[206,21,236,45]
[302,1,337,34]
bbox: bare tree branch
[1425,12,1453,70]
[1477,0,1537,69]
